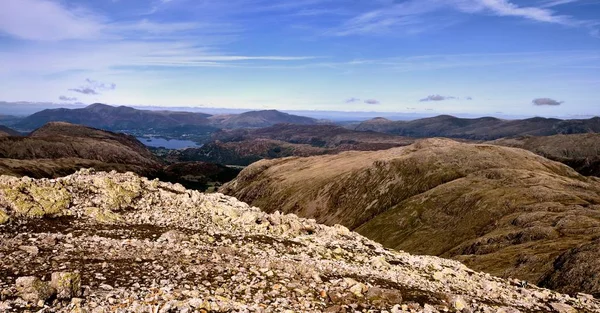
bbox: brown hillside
[490,133,600,176]
[0,125,21,137]
[222,139,600,295]
[0,122,162,178]
[0,123,160,170]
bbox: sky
[1,0,600,117]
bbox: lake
[136,137,202,149]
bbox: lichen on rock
[2,183,71,218]
[50,272,82,300]
[84,207,123,224]
[0,209,8,224]
[101,176,142,210]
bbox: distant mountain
[0,125,21,137]
[222,138,600,295]
[208,110,319,129]
[166,124,415,165]
[212,123,413,147]
[354,115,600,140]
[490,133,600,177]
[15,103,215,132]
[0,122,241,190]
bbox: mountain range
[14,103,324,134]
[222,138,600,296]
[353,115,600,140]
[15,103,214,131]
[0,122,239,190]
[165,124,415,165]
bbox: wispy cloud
[329,0,597,36]
[345,97,361,103]
[69,79,116,95]
[532,97,564,105]
[540,0,583,8]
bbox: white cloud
[0,0,104,41]
[540,0,582,7]
[331,0,592,36]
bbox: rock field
[0,169,598,312]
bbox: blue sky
[0,0,599,117]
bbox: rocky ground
[0,170,599,312]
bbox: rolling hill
[354,115,600,140]
[490,133,600,177]
[222,139,600,295]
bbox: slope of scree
[0,170,598,312]
[222,138,600,296]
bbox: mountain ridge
[354,115,600,140]
[222,138,600,295]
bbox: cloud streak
[330,0,597,36]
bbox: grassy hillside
[222,139,600,295]
[490,133,600,176]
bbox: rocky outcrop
[1,170,599,312]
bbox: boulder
[15,276,55,303]
[50,272,82,299]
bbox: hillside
[222,139,600,295]
[0,125,21,137]
[0,170,598,312]
[354,115,600,140]
[15,103,215,132]
[208,110,318,128]
[489,133,600,176]
[167,124,415,165]
[0,122,161,177]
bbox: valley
[2,103,600,308]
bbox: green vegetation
[2,183,71,218]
